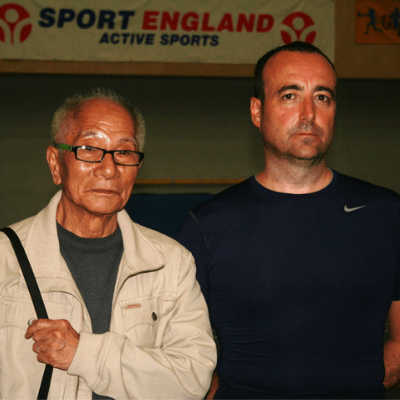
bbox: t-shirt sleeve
[175,212,210,302]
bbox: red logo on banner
[0,3,32,44]
[281,12,316,44]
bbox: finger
[34,341,44,355]
[25,326,35,339]
[35,347,49,365]
[25,318,52,339]
[31,318,52,328]
[25,323,42,339]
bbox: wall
[0,74,399,228]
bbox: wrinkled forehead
[66,99,136,141]
[75,99,134,125]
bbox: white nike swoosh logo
[344,205,367,212]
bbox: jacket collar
[19,191,165,295]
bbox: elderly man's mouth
[92,189,118,194]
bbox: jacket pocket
[0,296,73,330]
[119,295,176,348]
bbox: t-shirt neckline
[250,169,338,200]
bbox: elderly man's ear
[46,146,62,186]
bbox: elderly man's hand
[25,319,80,371]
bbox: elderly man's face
[250,51,336,164]
[48,99,139,219]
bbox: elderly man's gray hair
[51,88,146,151]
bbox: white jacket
[0,191,216,399]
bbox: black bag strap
[1,227,47,318]
[0,227,53,400]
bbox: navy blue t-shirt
[175,171,400,398]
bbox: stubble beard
[263,121,333,166]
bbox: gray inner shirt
[57,222,123,400]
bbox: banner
[356,0,400,44]
[0,0,334,63]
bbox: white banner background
[0,0,334,63]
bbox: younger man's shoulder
[190,177,253,218]
[337,172,400,200]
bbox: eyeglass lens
[77,147,141,165]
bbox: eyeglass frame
[56,143,145,166]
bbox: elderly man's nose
[96,152,119,177]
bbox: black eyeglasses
[56,144,145,166]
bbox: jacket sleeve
[67,249,217,399]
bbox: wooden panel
[135,179,244,185]
[0,59,254,77]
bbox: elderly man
[176,42,400,399]
[0,89,216,399]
